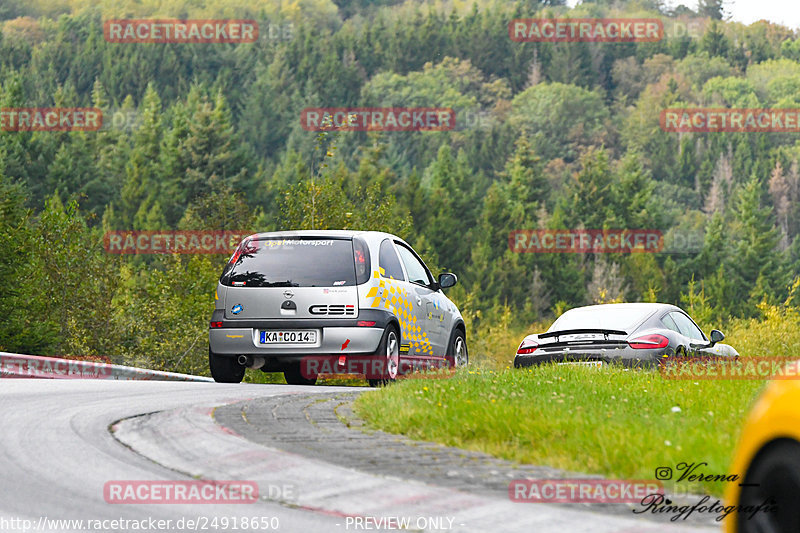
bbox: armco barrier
[0,352,213,382]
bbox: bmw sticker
[231,304,244,315]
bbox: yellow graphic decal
[364,276,434,354]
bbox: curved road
[0,380,718,533]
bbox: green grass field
[355,365,764,497]
[354,305,800,497]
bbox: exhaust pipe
[237,355,265,370]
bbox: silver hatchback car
[208,230,467,385]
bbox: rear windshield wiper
[260,280,299,287]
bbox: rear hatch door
[221,237,359,320]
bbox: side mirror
[438,272,457,289]
[709,329,725,345]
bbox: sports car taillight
[210,321,223,328]
[517,339,538,355]
[628,334,669,349]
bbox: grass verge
[354,364,766,497]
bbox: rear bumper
[513,347,673,369]
[208,309,391,356]
[210,326,384,356]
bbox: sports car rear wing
[538,328,628,341]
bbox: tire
[659,346,686,370]
[448,328,468,368]
[209,348,245,383]
[283,362,317,386]
[737,439,800,533]
[368,326,400,387]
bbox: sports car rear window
[669,312,707,341]
[550,307,653,332]
[221,238,357,287]
[660,313,680,333]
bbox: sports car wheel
[737,439,800,533]
[449,329,468,368]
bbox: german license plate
[560,333,604,342]
[260,330,317,344]
[558,361,604,367]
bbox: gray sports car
[513,303,738,368]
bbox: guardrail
[0,352,213,382]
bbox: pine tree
[697,0,726,20]
[240,52,299,158]
[161,88,251,224]
[611,153,661,229]
[768,161,791,250]
[424,145,476,270]
[730,177,786,310]
[0,165,53,352]
[91,81,130,220]
[118,84,164,228]
[693,212,728,280]
[569,147,614,229]
[700,21,731,58]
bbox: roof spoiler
[538,328,628,340]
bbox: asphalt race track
[0,380,719,533]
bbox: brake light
[628,334,669,349]
[353,237,371,284]
[210,321,223,328]
[228,240,245,266]
[228,238,259,266]
[517,339,538,355]
[357,321,376,327]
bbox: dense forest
[1,0,799,372]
